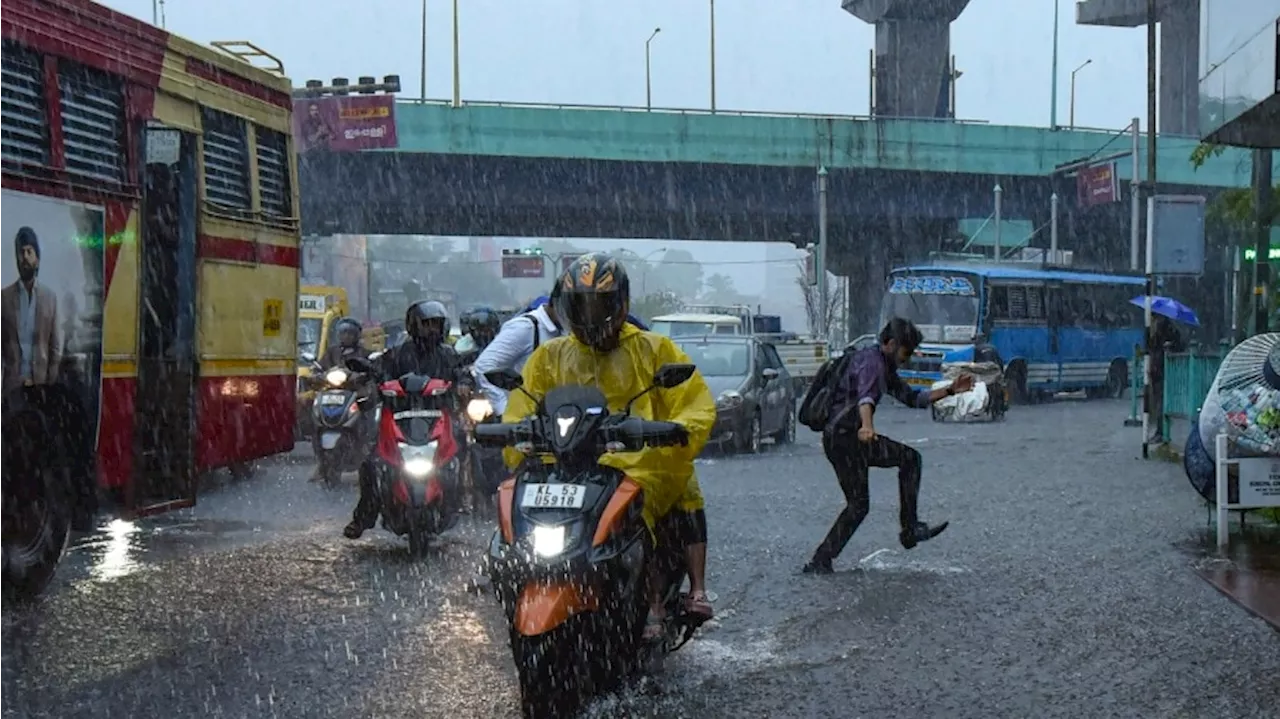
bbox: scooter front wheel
[511,628,582,719]
[407,523,429,557]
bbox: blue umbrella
[1129,295,1200,327]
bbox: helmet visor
[560,291,625,350]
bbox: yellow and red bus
[2,0,299,597]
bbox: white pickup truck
[650,304,828,390]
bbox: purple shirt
[828,347,928,430]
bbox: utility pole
[1253,149,1274,335]
[993,184,1003,262]
[1141,0,1157,458]
[817,167,829,338]
[1050,193,1059,258]
[1130,117,1141,271]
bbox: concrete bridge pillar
[1076,0,1200,136]
[843,0,971,118]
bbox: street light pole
[645,28,661,111]
[451,0,461,108]
[1050,0,1060,128]
[419,0,428,100]
[1050,192,1060,258]
[1068,59,1092,127]
[639,247,667,295]
[993,184,1004,262]
[709,0,717,113]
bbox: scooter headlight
[531,524,567,558]
[399,440,438,478]
[325,368,349,387]
[466,397,493,422]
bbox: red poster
[1076,162,1118,207]
[293,95,398,152]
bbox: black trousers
[811,430,923,564]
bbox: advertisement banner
[1,190,106,445]
[293,95,398,152]
[1076,162,1118,207]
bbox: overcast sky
[108,0,1152,129]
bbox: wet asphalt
[3,398,1278,719]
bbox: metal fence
[1162,344,1226,437]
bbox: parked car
[675,336,796,453]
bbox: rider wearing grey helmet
[343,299,471,539]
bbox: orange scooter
[475,364,705,719]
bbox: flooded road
[4,400,1278,718]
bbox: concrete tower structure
[843,0,971,118]
[1076,0,1201,136]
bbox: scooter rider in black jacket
[456,306,502,364]
[343,300,473,539]
[317,317,369,370]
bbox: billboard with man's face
[293,95,399,152]
[1,189,106,445]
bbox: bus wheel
[1006,362,1030,405]
[2,464,71,604]
[1104,360,1128,399]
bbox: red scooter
[347,357,464,554]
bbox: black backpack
[797,352,854,432]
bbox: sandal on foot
[642,612,665,642]
[684,591,714,619]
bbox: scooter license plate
[320,432,341,450]
[319,392,346,405]
[521,483,585,509]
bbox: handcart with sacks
[930,361,1008,422]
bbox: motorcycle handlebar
[471,416,688,450]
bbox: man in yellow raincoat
[502,252,716,640]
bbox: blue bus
[881,264,1146,402]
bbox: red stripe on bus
[185,57,293,109]
[198,234,300,268]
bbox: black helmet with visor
[553,252,631,353]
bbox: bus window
[1026,286,1045,319]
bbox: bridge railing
[395,97,994,124]
[394,99,1216,137]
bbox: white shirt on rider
[474,305,563,415]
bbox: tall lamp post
[645,28,661,110]
[709,0,717,113]
[451,0,461,107]
[639,247,668,295]
[1068,59,1092,128]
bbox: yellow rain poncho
[502,323,715,529]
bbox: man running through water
[803,318,972,574]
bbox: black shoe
[900,521,949,550]
[801,558,834,575]
[343,521,367,539]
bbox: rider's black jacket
[376,340,472,388]
[319,344,370,371]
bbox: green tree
[1189,143,1279,227]
[700,273,751,305]
[631,291,684,322]
[651,248,703,300]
